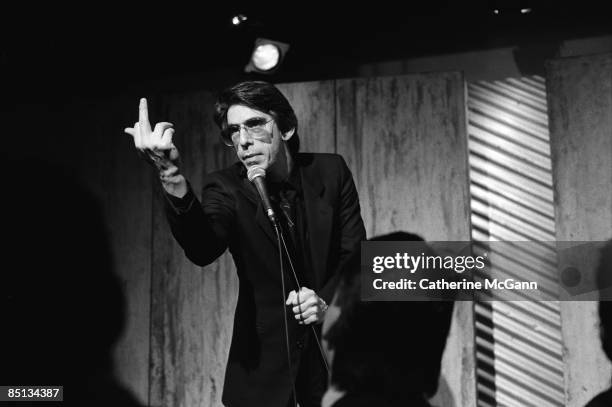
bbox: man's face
[227,104,292,172]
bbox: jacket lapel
[300,160,333,285]
[236,156,334,266]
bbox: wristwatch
[320,298,329,313]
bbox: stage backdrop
[334,74,474,407]
[142,73,475,406]
[50,73,475,406]
[547,53,612,407]
[11,53,611,407]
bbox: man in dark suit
[125,81,366,407]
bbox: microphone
[247,166,277,225]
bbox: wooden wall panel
[108,99,154,405]
[335,74,471,241]
[336,73,475,407]
[65,96,153,404]
[547,53,612,407]
[149,91,238,407]
[276,80,336,153]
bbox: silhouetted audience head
[585,239,612,407]
[597,240,612,359]
[0,158,143,406]
[323,232,454,407]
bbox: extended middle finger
[139,98,152,134]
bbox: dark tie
[279,187,297,251]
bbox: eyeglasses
[221,117,274,146]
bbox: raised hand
[124,98,180,172]
[125,98,186,197]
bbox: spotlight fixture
[244,38,290,74]
[231,14,248,26]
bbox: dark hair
[325,232,454,400]
[213,81,299,154]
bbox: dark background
[2,1,611,104]
[1,3,611,406]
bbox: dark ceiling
[2,2,611,102]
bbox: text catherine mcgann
[370,252,539,291]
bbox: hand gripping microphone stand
[247,166,330,407]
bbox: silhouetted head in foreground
[597,240,612,360]
[323,232,454,407]
[0,158,143,406]
[585,240,612,407]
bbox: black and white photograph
[2,2,612,406]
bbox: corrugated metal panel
[467,76,564,406]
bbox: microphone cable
[272,216,332,407]
[277,229,330,375]
[274,222,299,407]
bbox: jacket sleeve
[164,173,235,266]
[318,156,366,303]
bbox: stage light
[252,44,279,70]
[520,8,531,14]
[244,38,290,74]
[232,14,247,26]
[493,9,500,14]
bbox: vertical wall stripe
[467,76,565,406]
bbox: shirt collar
[269,161,301,196]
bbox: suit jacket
[164,153,366,407]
